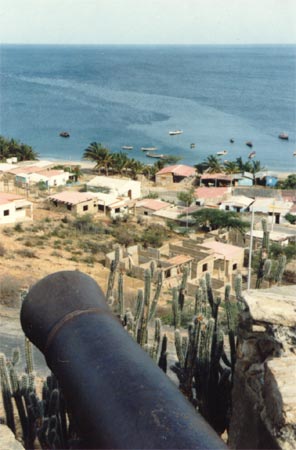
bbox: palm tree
[224,161,239,174]
[127,158,144,180]
[111,152,130,176]
[235,157,252,173]
[17,143,39,161]
[83,142,112,175]
[205,155,223,173]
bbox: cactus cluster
[106,252,168,372]
[171,272,241,434]
[0,340,82,449]
[255,219,287,288]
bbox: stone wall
[228,285,296,450]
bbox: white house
[220,195,254,213]
[86,176,141,199]
[252,197,293,225]
[0,193,33,224]
[15,169,70,188]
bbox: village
[0,157,296,450]
[0,158,295,294]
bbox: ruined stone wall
[228,285,296,450]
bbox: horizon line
[1,42,296,47]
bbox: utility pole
[247,205,255,290]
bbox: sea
[0,44,295,172]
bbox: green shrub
[16,249,38,258]
[14,223,23,232]
[0,243,5,257]
[0,275,22,307]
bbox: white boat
[293,151,296,157]
[141,147,157,151]
[169,130,183,136]
[122,146,133,150]
[279,132,289,140]
[217,150,228,156]
[248,151,256,159]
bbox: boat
[122,146,133,150]
[246,141,253,148]
[190,143,196,149]
[279,132,289,140]
[59,131,70,138]
[146,153,167,159]
[141,147,157,151]
[230,138,235,143]
[248,151,256,159]
[293,151,296,157]
[169,130,183,136]
[217,150,228,156]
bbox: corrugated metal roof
[201,173,232,181]
[156,165,196,177]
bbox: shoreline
[17,158,295,180]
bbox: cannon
[21,271,227,449]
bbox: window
[115,208,120,213]
[98,204,104,211]
[225,205,230,211]
[236,207,241,213]
[67,204,72,211]
[3,209,9,216]
[83,205,89,211]
[232,263,237,270]
[202,263,208,272]
[144,211,148,216]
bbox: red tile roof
[194,187,230,199]
[0,193,24,206]
[136,199,171,211]
[156,165,196,177]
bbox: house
[47,191,99,215]
[220,195,254,213]
[252,197,294,225]
[231,172,254,187]
[254,171,279,187]
[155,165,196,185]
[86,176,141,199]
[245,230,294,250]
[0,193,33,224]
[200,173,233,187]
[194,187,231,207]
[15,169,70,188]
[135,199,171,216]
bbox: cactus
[274,254,287,285]
[106,246,120,301]
[25,337,34,374]
[158,334,168,373]
[148,271,162,322]
[117,271,124,318]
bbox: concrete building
[155,165,196,185]
[47,191,99,215]
[86,176,141,199]
[135,199,171,216]
[0,193,33,224]
[220,195,254,213]
[194,187,231,207]
[15,169,70,188]
[252,197,294,225]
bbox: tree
[111,152,130,176]
[278,174,296,190]
[235,157,252,173]
[0,136,38,161]
[204,155,223,174]
[141,224,168,248]
[83,142,112,175]
[190,208,249,234]
[224,161,239,174]
[178,188,195,229]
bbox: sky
[0,0,296,45]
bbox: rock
[0,425,24,450]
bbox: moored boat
[293,151,296,157]
[141,147,157,151]
[246,141,253,148]
[279,132,289,140]
[169,130,183,135]
[190,143,196,149]
[248,151,256,159]
[122,146,133,150]
[230,138,234,143]
[146,153,167,159]
[217,150,228,156]
[59,131,70,138]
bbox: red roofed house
[194,187,231,207]
[135,199,171,216]
[155,165,196,185]
[0,193,33,224]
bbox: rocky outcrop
[0,425,24,450]
[228,285,296,450]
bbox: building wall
[0,203,16,224]
[155,173,174,185]
[49,199,97,215]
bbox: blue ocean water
[0,44,295,171]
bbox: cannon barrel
[21,271,227,449]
